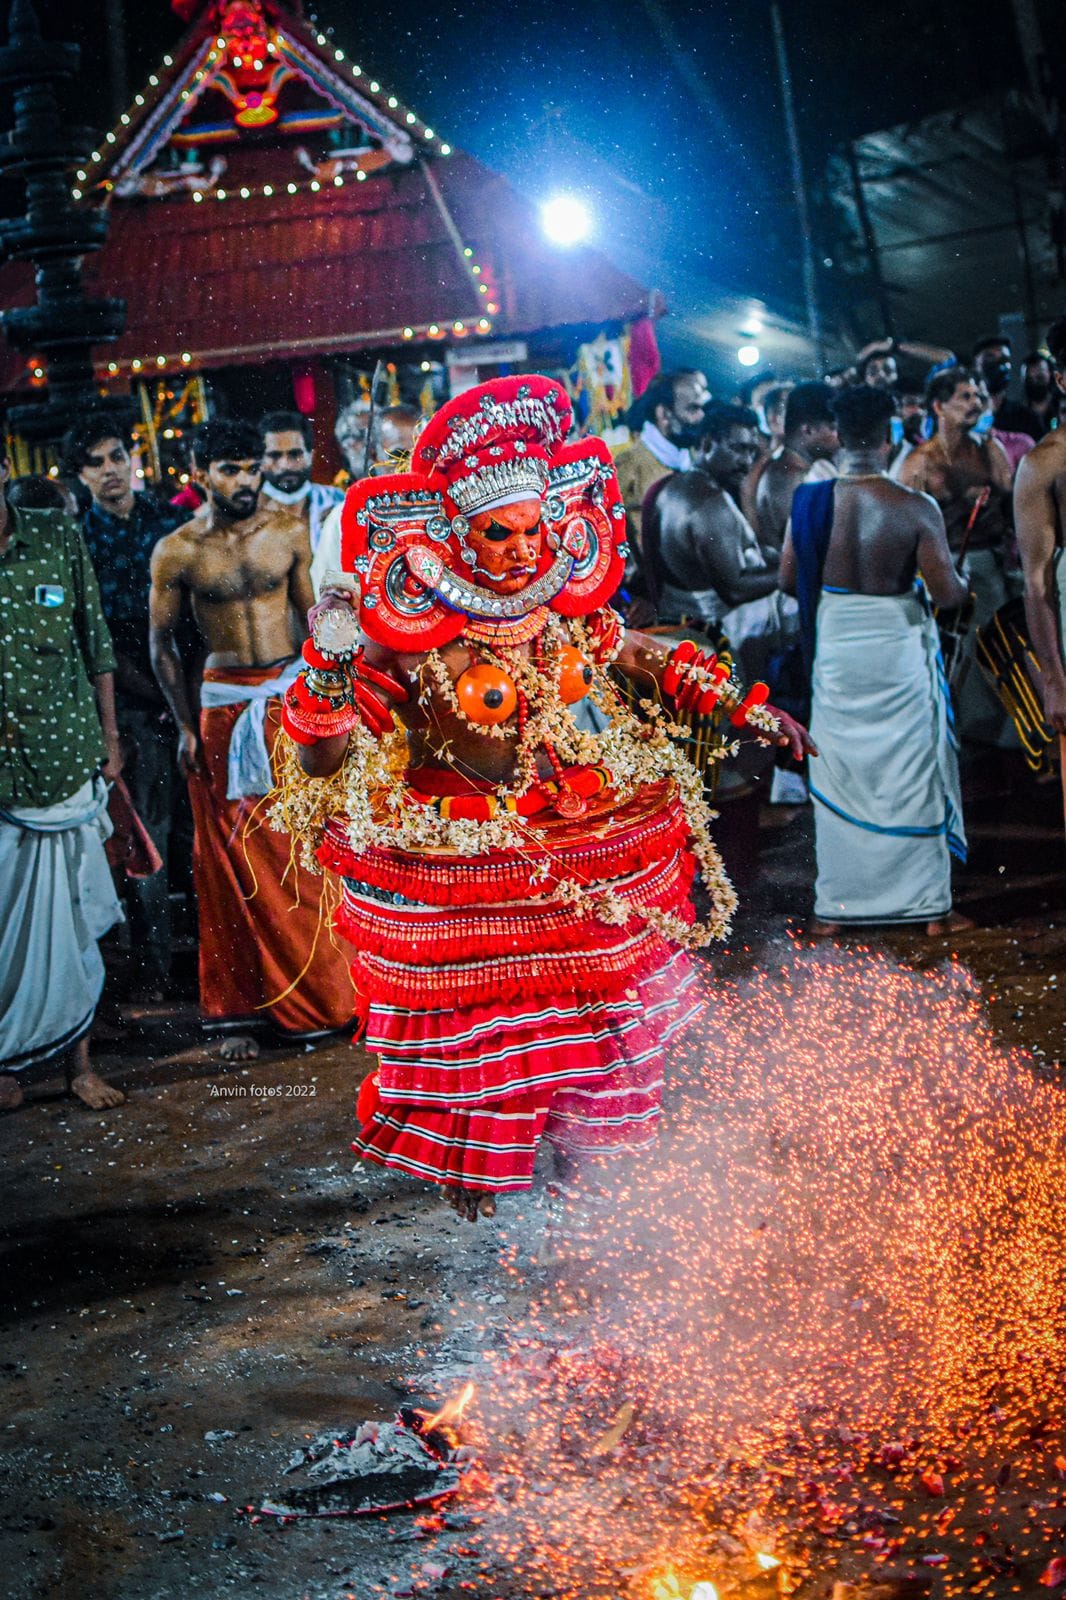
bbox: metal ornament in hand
[312,604,361,661]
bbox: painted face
[261,430,312,494]
[203,456,262,520]
[465,498,543,594]
[79,437,131,509]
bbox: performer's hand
[308,585,358,636]
[1043,680,1066,736]
[177,724,203,778]
[766,705,818,761]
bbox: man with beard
[149,421,353,1058]
[900,367,1016,746]
[259,410,342,557]
[646,404,780,672]
[743,383,839,554]
[647,402,802,822]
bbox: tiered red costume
[276,377,746,1196]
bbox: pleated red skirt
[324,781,704,1193]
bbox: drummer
[1014,318,1066,740]
[899,367,1017,748]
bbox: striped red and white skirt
[321,781,705,1194]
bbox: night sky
[28,0,1040,362]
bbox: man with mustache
[149,420,353,1058]
[259,410,342,558]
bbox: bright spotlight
[540,194,591,247]
[737,343,761,367]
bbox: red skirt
[324,782,704,1192]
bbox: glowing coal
[456,945,1066,1597]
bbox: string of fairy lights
[66,23,500,380]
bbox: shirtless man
[781,385,970,934]
[899,366,1015,747]
[149,419,353,1057]
[646,403,783,679]
[743,382,839,553]
[1014,317,1066,736]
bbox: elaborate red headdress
[339,376,627,652]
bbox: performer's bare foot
[445,1185,497,1223]
[218,1034,260,1062]
[0,1074,24,1112]
[925,910,976,936]
[810,918,843,938]
[67,1039,125,1109]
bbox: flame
[650,1575,683,1600]
[417,1381,476,1437]
[755,1553,781,1571]
[649,1575,717,1600]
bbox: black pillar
[0,0,129,443]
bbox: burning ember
[650,1573,718,1600]
[411,1380,477,1447]
[431,946,1066,1597]
[257,1385,479,1521]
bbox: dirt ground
[1,764,1063,1600]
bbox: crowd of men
[617,319,1066,924]
[0,320,1064,1112]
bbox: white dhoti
[0,779,123,1073]
[809,589,966,926]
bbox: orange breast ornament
[455,664,518,725]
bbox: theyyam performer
[271,377,813,1219]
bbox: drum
[934,590,976,688]
[974,598,1055,773]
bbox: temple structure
[0,0,651,473]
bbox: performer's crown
[414,375,572,518]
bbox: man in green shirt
[0,453,127,1111]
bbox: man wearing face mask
[149,420,353,1058]
[614,370,709,559]
[972,336,1038,464]
[900,368,1016,746]
[1020,352,1061,441]
[259,410,343,556]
